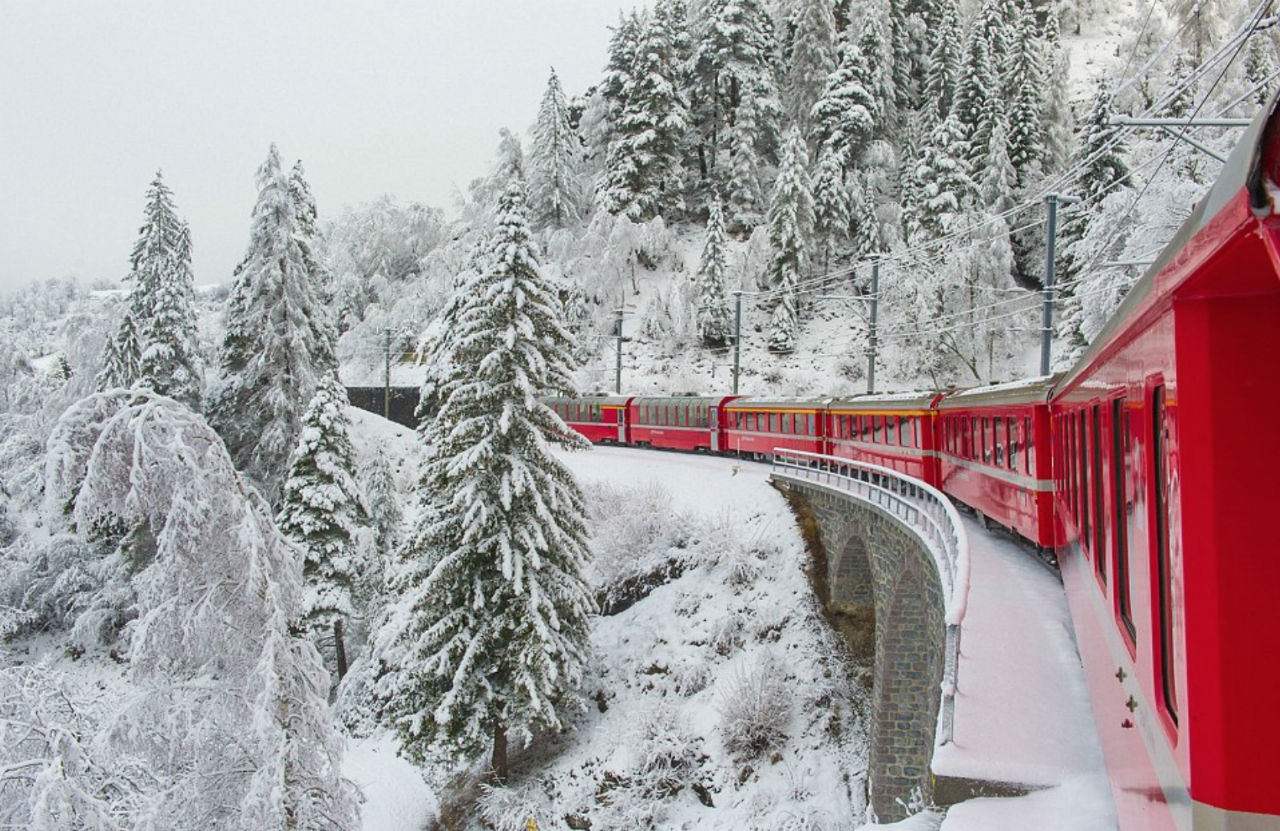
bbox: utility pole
[614,305,624,394]
[383,327,392,420]
[732,290,743,395]
[867,260,880,395]
[1041,194,1079,376]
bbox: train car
[721,397,827,460]
[545,395,634,444]
[1048,94,1280,830]
[824,392,943,485]
[627,395,739,452]
[935,377,1057,548]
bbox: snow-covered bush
[587,482,697,612]
[718,652,792,759]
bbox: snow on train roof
[726,396,831,409]
[938,374,1060,407]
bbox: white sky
[0,1,645,293]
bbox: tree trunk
[334,619,348,680]
[492,722,509,784]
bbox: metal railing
[770,448,970,746]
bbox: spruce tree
[785,0,838,130]
[1041,13,1074,174]
[810,38,878,172]
[1075,81,1130,206]
[277,375,368,681]
[376,184,593,779]
[96,307,142,391]
[1005,6,1046,184]
[812,142,853,273]
[694,200,733,346]
[363,445,402,557]
[924,0,963,120]
[529,68,587,230]
[857,16,895,134]
[904,113,975,241]
[95,173,202,409]
[600,13,688,221]
[766,129,814,354]
[953,25,998,164]
[209,145,338,506]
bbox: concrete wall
[774,478,946,822]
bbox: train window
[872,417,881,443]
[769,413,779,433]
[1152,385,1179,723]
[1009,420,1019,472]
[1092,405,1107,583]
[994,417,1005,467]
[1113,398,1135,641]
[807,414,815,435]
[898,416,907,447]
[1024,417,1033,474]
[1079,413,1090,553]
[979,418,988,463]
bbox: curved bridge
[770,449,969,822]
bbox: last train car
[1048,93,1280,830]
[545,395,634,444]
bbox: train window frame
[873,416,882,444]
[982,417,991,463]
[769,412,779,433]
[1092,404,1107,585]
[1113,396,1137,646]
[1009,419,1019,472]
[1079,411,1090,554]
[1024,416,1033,475]
[1150,383,1179,727]
[808,414,816,435]
[994,417,1005,467]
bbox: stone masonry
[774,478,946,823]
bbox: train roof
[1056,91,1280,394]
[936,374,1061,409]
[827,391,940,411]
[725,396,830,411]
[544,394,633,406]
[630,395,736,407]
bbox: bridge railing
[770,447,970,746]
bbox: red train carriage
[936,377,1057,549]
[1049,94,1280,831]
[627,395,739,452]
[545,395,634,444]
[721,397,827,460]
[823,392,943,486]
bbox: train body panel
[824,393,941,485]
[628,395,739,452]
[721,397,827,459]
[546,395,634,444]
[937,378,1058,548]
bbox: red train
[367,95,1280,831]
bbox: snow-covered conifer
[363,445,402,556]
[856,16,895,132]
[95,173,202,409]
[1005,8,1046,183]
[1075,81,1130,207]
[208,145,338,505]
[980,120,1017,216]
[599,13,688,221]
[600,11,644,138]
[785,0,838,130]
[810,38,878,172]
[529,68,588,230]
[1041,15,1074,174]
[904,113,975,241]
[812,142,852,273]
[694,200,733,346]
[277,375,369,680]
[96,307,142,392]
[924,0,963,120]
[953,24,998,163]
[766,129,814,353]
[376,184,594,779]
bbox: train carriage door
[711,405,721,452]
[617,407,627,442]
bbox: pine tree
[209,145,338,506]
[1041,13,1074,174]
[924,0,963,120]
[694,200,734,346]
[529,68,588,230]
[980,120,1017,216]
[953,25,998,165]
[96,306,142,391]
[766,129,814,354]
[810,37,878,172]
[723,93,772,233]
[691,0,783,182]
[1005,6,1046,184]
[785,0,839,130]
[1244,31,1276,106]
[363,445,402,557]
[277,375,368,681]
[852,173,884,262]
[376,184,593,778]
[904,113,975,241]
[1075,81,1130,206]
[95,173,202,409]
[600,11,644,139]
[600,12,688,221]
[857,16,895,134]
[812,142,852,273]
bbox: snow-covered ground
[346,439,1115,829]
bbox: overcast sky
[0,1,645,294]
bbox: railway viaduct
[773,465,989,822]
